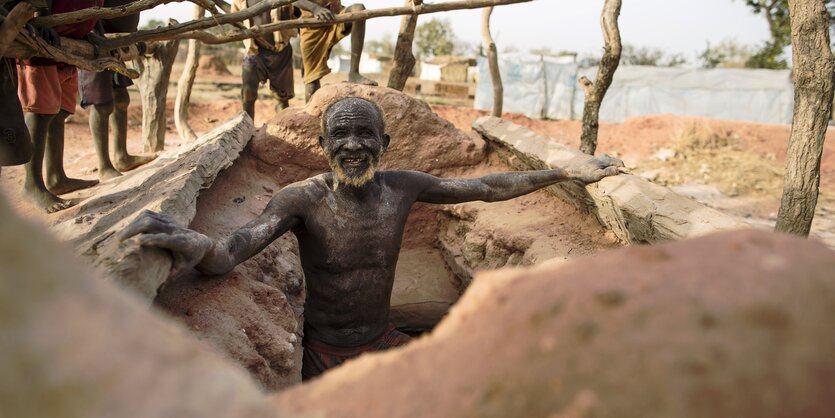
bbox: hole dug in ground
[154,84,620,390]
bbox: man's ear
[381,134,391,151]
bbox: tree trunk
[481,6,502,117]
[387,0,421,91]
[578,0,621,155]
[775,0,834,236]
[134,36,180,152]
[175,5,203,143]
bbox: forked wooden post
[578,0,621,155]
[481,6,502,117]
[175,5,204,142]
[387,0,422,91]
[135,35,181,152]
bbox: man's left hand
[570,154,626,184]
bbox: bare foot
[348,72,378,86]
[114,154,157,172]
[99,167,122,181]
[23,186,74,213]
[47,176,99,195]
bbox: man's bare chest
[297,191,412,269]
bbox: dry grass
[641,121,784,197]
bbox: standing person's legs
[265,46,295,112]
[44,108,99,194]
[111,77,155,172]
[47,66,100,191]
[241,54,262,122]
[343,3,375,86]
[300,19,348,101]
[300,4,376,102]
[18,64,72,212]
[80,69,121,180]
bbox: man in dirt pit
[120,96,625,380]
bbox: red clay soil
[273,229,835,418]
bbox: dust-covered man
[120,97,624,380]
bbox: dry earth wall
[473,116,750,243]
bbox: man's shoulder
[379,170,436,190]
[380,170,432,180]
[280,173,331,197]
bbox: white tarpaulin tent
[475,55,794,124]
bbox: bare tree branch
[101,0,295,49]
[32,0,211,28]
[5,30,140,77]
[163,0,532,46]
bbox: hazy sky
[142,0,772,63]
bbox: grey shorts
[78,69,133,108]
[242,46,294,101]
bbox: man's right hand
[118,210,214,279]
[313,5,335,21]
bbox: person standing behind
[231,0,298,123]
[17,0,103,213]
[77,0,156,180]
[295,0,377,102]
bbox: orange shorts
[17,64,78,114]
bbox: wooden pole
[481,6,502,117]
[387,0,421,91]
[774,0,835,236]
[175,5,204,143]
[578,0,621,155]
[135,37,180,152]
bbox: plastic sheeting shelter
[475,54,794,124]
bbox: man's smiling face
[319,97,390,187]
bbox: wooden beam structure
[105,0,531,47]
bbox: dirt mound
[0,194,279,418]
[199,55,232,76]
[251,84,487,182]
[276,229,835,418]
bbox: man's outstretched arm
[415,154,625,204]
[118,186,306,278]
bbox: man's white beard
[330,158,378,189]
